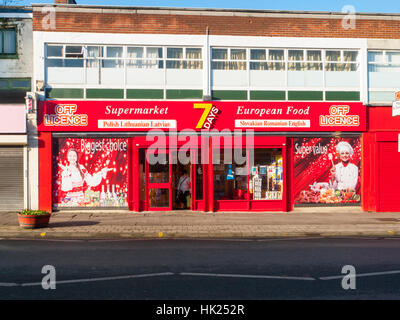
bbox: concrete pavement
[2,207,400,239]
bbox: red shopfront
[37,100,366,213]
[363,106,400,212]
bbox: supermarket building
[31,1,400,213]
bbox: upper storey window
[211,48,359,72]
[46,45,84,67]
[250,49,285,71]
[0,28,17,56]
[211,47,361,95]
[126,47,163,69]
[288,50,323,71]
[45,44,203,88]
[166,47,202,69]
[326,50,359,71]
[368,50,400,103]
[46,45,203,70]
[212,48,246,70]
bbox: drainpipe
[203,26,211,101]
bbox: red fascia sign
[37,100,366,132]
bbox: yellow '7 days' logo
[194,103,213,129]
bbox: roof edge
[29,4,400,17]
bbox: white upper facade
[33,28,400,104]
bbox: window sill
[0,54,19,59]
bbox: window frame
[368,50,400,67]
[45,44,203,70]
[325,49,359,72]
[211,47,247,70]
[165,46,203,70]
[249,48,286,71]
[367,49,400,104]
[0,78,31,91]
[0,27,18,58]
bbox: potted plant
[17,209,51,229]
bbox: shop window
[195,163,203,200]
[149,162,169,184]
[149,188,170,208]
[52,138,129,209]
[293,137,361,205]
[250,149,283,200]
[213,149,248,200]
[0,28,17,55]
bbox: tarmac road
[1,237,400,301]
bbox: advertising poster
[53,138,128,208]
[294,137,361,205]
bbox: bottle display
[100,185,106,207]
[250,150,283,200]
[54,138,129,209]
[106,184,111,206]
[112,184,118,205]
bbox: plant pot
[17,213,51,229]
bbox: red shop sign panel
[37,100,366,132]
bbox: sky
[8,0,400,14]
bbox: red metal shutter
[378,142,400,212]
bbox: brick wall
[33,9,400,39]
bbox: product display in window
[250,149,283,201]
[53,138,128,208]
[213,150,248,200]
[293,137,361,204]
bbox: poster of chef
[53,138,128,208]
[294,137,361,204]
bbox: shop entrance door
[191,148,206,211]
[145,149,173,211]
[171,148,205,211]
[171,150,192,210]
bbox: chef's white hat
[336,141,354,156]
